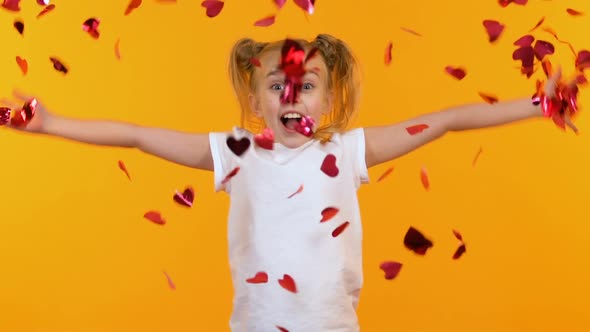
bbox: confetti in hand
[10,98,37,128]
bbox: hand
[1,90,53,133]
[542,66,579,134]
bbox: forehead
[256,49,328,78]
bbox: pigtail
[312,34,361,142]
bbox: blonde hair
[228,34,361,142]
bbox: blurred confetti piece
[384,41,392,65]
[201,0,224,18]
[332,221,350,237]
[36,3,54,18]
[278,274,297,293]
[403,226,433,255]
[2,0,20,11]
[514,35,534,47]
[163,270,176,290]
[287,184,303,199]
[250,58,261,67]
[533,40,554,60]
[13,20,23,35]
[566,8,583,16]
[254,127,274,150]
[37,0,49,5]
[406,124,429,135]
[452,229,463,241]
[274,0,286,9]
[115,39,121,60]
[10,98,36,127]
[144,210,165,225]
[379,261,402,280]
[49,57,68,74]
[445,66,466,80]
[118,160,131,180]
[453,243,466,259]
[541,27,576,57]
[16,56,27,75]
[472,147,483,167]
[400,27,422,37]
[173,186,194,207]
[254,15,275,27]
[125,0,142,15]
[276,327,289,332]
[420,167,430,190]
[0,107,10,125]
[82,18,100,39]
[376,166,394,182]
[482,20,504,43]
[221,167,240,185]
[576,50,590,71]
[529,17,544,32]
[320,207,339,222]
[293,0,314,14]
[498,0,527,7]
[246,271,268,283]
[478,92,498,104]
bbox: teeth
[282,112,302,119]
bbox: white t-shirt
[209,127,369,332]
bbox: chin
[278,134,312,148]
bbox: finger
[564,114,579,135]
[0,98,21,110]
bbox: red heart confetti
[320,207,339,222]
[254,127,274,150]
[221,167,240,185]
[332,221,350,237]
[498,0,527,7]
[514,35,534,47]
[379,261,402,280]
[0,107,11,125]
[163,270,176,290]
[173,186,194,207]
[400,27,422,37]
[246,271,268,284]
[445,66,466,80]
[16,56,27,75]
[320,154,339,177]
[82,18,100,39]
[293,115,315,137]
[144,210,165,225]
[478,92,498,104]
[2,0,20,11]
[533,40,554,61]
[453,244,467,259]
[293,0,314,14]
[406,124,429,135]
[36,3,54,18]
[274,0,286,9]
[384,41,392,65]
[278,274,297,293]
[576,50,590,71]
[403,226,433,255]
[566,8,583,16]
[201,0,224,18]
[13,20,23,35]
[125,0,142,15]
[49,57,68,74]
[10,98,36,128]
[254,15,275,27]
[482,20,504,43]
[472,147,483,167]
[279,39,306,105]
[420,167,430,190]
[249,58,261,67]
[118,160,131,180]
[287,184,303,199]
[115,39,121,60]
[226,136,250,156]
[376,166,394,182]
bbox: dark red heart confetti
[320,207,338,222]
[533,40,554,61]
[49,57,68,74]
[453,244,466,259]
[254,15,275,27]
[201,0,224,18]
[16,56,27,75]
[173,186,194,207]
[144,210,165,225]
[379,261,402,280]
[226,136,250,156]
[0,107,11,125]
[376,166,394,182]
[278,274,297,293]
[514,35,534,47]
[276,326,289,332]
[118,160,131,180]
[452,229,463,241]
[246,271,268,284]
[254,128,274,150]
[483,20,504,43]
[13,20,23,35]
[82,18,100,39]
[125,0,142,15]
[445,66,466,80]
[403,226,433,255]
[332,221,350,237]
[320,154,339,177]
[406,124,429,135]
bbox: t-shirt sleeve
[209,127,248,193]
[341,128,370,188]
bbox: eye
[271,83,284,91]
[303,83,314,90]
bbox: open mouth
[280,112,304,130]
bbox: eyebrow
[265,67,321,78]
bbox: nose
[280,81,302,105]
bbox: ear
[248,93,263,118]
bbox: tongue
[284,118,300,130]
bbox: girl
[0,34,576,332]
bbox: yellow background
[1,0,589,331]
